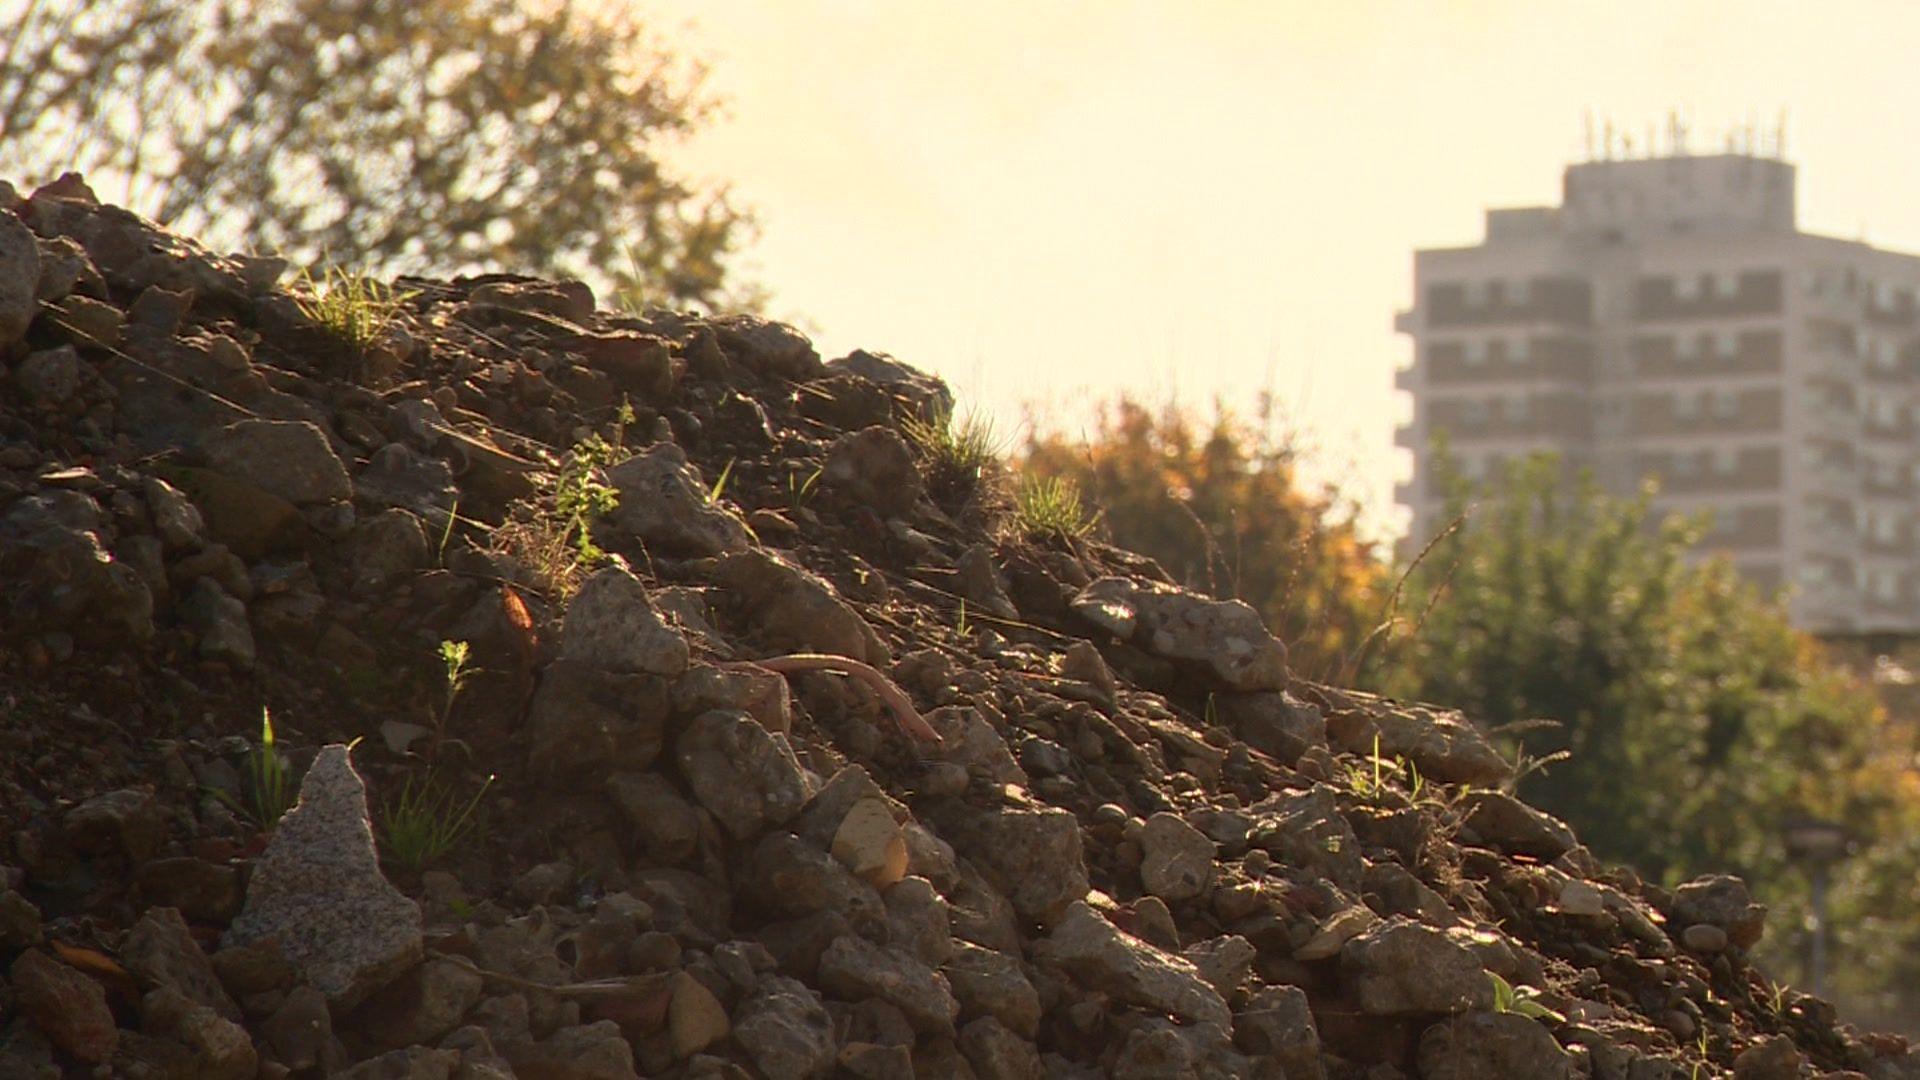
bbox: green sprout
[210,708,298,831]
[1014,474,1094,541]
[294,264,415,353]
[1487,972,1566,1024]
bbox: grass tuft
[379,771,494,873]
[902,408,1002,500]
[1014,474,1094,541]
[209,708,298,831]
[294,264,415,353]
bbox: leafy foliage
[1020,394,1386,678]
[0,0,755,309]
[1374,453,1920,1020]
[1487,971,1566,1023]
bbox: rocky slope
[0,174,1913,1079]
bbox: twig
[725,653,944,744]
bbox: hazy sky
[640,1,1920,540]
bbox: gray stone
[1417,1011,1573,1080]
[956,544,1018,619]
[123,906,240,1021]
[1212,689,1326,764]
[9,947,118,1063]
[1732,1034,1804,1080]
[350,507,430,587]
[712,313,823,380]
[1325,696,1510,786]
[1182,934,1256,996]
[604,442,753,557]
[201,418,352,505]
[606,771,703,863]
[65,786,165,862]
[712,548,888,664]
[1138,811,1216,903]
[1234,984,1325,1080]
[138,986,258,1080]
[336,1045,461,1080]
[0,208,40,345]
[943,940,1041,1039]
[45,292,124,349]
[180,576,256,669]
[1039,901,1232,1029]
[560,563,689,676]
[885,875,953,967]
[259,985,349,1074]
[355,442,458,515]
[732,975,836,1079]
[676,709,816,839]
[351,956,484,1049]
[15,344,81,405]
[223,745,423,1008]
[740,832,885,931]
[0,493,154,642]
[1671,874,1767,949]
[505,1020,640,1080]
[1461,790,1577,859]
[930,796,1088,924]
[958,1016,1042,1080]
[1340,918,1492,1015]
[143,475,208,552]
[672,661,792,733]
[525,659,671,779]
[1248,784,1365,892]
[1681,923,1729,953]
[825,348,953,419]
[823,425,923,516]
[817,934,959,1035]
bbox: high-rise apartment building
[1395,152,1920,633]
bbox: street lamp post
[1782,817,1851,998]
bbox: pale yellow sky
[638,0,1920,540]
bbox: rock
[561,563,689,676]
[712,313,823,381]
[143,475,208,552]
[1681,923,1729,953]
[673,660,792,733]
[675,709,817,839]
[825,348,953,419]
[732,975,836,1080]
[1555,879,1606,918]
[1671,874,1767,949]
[259,985,349,1074]
[604,442,753,557]
[1182,934,1256,996]
[525,659,671,779]
[1325,696,1510,786]
[0,208,40,345]
[33,233,102,302]
[200,418,352,505]
[349,507,431,588]
[139,986,258,1080]
[669,970,731,1057]
[1460,791,1577,859]
[1417,1011,1573,1080]
[9,947,118,1063]
[817,934,960,1035]
[712,548,887,664]
[470,279,594,323]
[823,426,923,516]
[45,292,124,349]
[943,940,1041,1039]
[15,344,81,405]
[1211,689,1326,764]
[884,876,953,967]
[1071,577,1289,691]
[1249,784,1364,893]
[1733,1034,1805,1080]
[956,544,1019,619]
[506,1020,640,1080]
[958,1016,1043,1080]
[1038,901,1232,1029]
[606,771,703,863]
[222,745,423,1008]
[123,906,241,1020]
[336,1045,461,1080]
[0,492,154,642]
[1234,985,1325,1080]
[1138,812,1216,903]
[1295,906,1380,962]
[1340,918,1492,1015]
[930,796,1089,923]
[0,889,43,950]
[65,785,165,862]
[354,442,458,515]
[832,797,911,889]
[350,956,485,1049]
[180,576,257,669]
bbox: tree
[0,0,754,310]
[1019,394,1387,679]
[1371,453,1920,1016]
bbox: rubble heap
[0,175,1913,1079]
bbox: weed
[1763,979,1791,1016]
[956,599,970,638]
[705,458,736,506]
[495,432,622,598]
[434,499,461,566]
[209,708,297,831]
[1487,972,1566,1023]
[379,771,494,872]
[1014,474,1094,542]
[902,407,1002,499]
[294,264,415,353]
[787,465,823,511]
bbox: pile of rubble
[0,175,1913,1079]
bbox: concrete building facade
[1395,153,1920,633]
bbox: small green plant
[295,264,415,353]
[787,465,823,511]
[210,708,297,831]
[1014,474,1094,541]
[1762,978,1791,1016]
[1487,972,1566,1023]
[955,598,970,638]
[421,639,475,766]
[902,407,1002,499]
[379,771,495,872]
[705,458,736,506]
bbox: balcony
[1636,270,1784,321]
[1426,277,1594,329]
[1632,331,1783,379]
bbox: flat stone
[1417,1011,1573,1080]
[560,562,689,676]
[123,906,241,1020]
[1138,812,1216,903]
[222,745,422,1008]
[732,975,837,1080]
[669,971,731,1058]
[675,709,817,840]
[200,418,352,505]
[817,934,959,1035]
[0,208,40,345]
[9,947,118,1063]
[1340,918,1492,1015]
[1039,901,1231,1029]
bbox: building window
[1511,336,1530,362]
[1464,280,1489,308]
[1715,271,1739,299]
[1509,279,1531,306]
[1715,330,1738,358]
[1464,338,1487,365]
[1675,275,1701,301]
[1676,333,1698,359]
